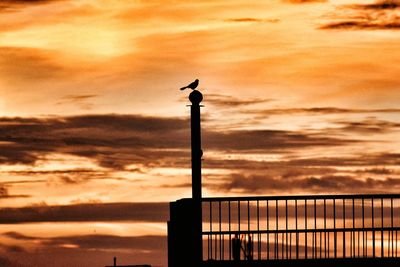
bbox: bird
[180,79,199,90]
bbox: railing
[202,194,400,261]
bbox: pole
[189,90,203,266]
[189,90,203,200]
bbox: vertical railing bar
[286,199,288,259]
[372,198,375,258]
[381,197,384,258]
[257,200,260,260]
[267,200,269,260]
[362,197,365,258]
[358,230,360,258]
[247,200,250,261]
[391,198,394,258]
[238,200,240,260]
[314,198,317,259]
[228,201,231,260]
[324,199,326,259]
[295,199,298,260]
[215,205,217,260]
[219,201,222,260]
[210,201,212,259]
[275,199,278,260]
[343,198,346,258]
[290,232,292,260]
[352,198,355,258]
[305,199,308,259]
[247,200,250,232]
[334,198,336,259]
[281,225,284,259]
[238,200,241,233]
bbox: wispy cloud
[321,0,400,30]
[4,232,166,251]
[0,0,62,12]
[206,93,273,107]
[0,114,358,170]
[246,107,400,116]
[0,202,168,224]
[224,18,279,23]
[284,0,327,3]
[214,173,400,194]
[0,184,29,199]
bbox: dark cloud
[357,167,394,175]
[320,20,400,30]
[0,202,168,224]
[334,118,400,133]
[224,18,279,23]
[284,0,327,3]
[0,0,64,12]
[206,93,273,107]
[4,232,166,251]
[203,129,355,151]
[321,0,400,30]
[214,173,400,194]
[0,184,29,199]
[2,169,123,185]
[348,0,400,10]
[0,114,356,170]
[246,107,400,116]
[203,153,400,174]
[0,114,189,169]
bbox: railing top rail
[201,193,400,202]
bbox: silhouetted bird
[180,79,199,90]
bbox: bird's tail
[180,86,188,90]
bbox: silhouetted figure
[180,79,199,90]
[232,234,241,260]
[245,234,253,260]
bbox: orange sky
[0,0,400,266]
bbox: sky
[0,0,400,266]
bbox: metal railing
[202,194,400,261]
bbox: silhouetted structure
[168,89,400,267]
[168,89,203,267]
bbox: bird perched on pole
[180,79,199,90]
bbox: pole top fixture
[189,90,203,104]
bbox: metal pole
[189,90,203,266]
[189,90,203,200]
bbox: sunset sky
[1,0,400,266]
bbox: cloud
[0,184,29,199]
[0,0,59,12]
[284,0,327,3]
[334,118,400,133]
[224,18,280,23]
[214,173,400,194]
[56,95,98,110]
[320,21,400,30]
[4,232,166,251]
[206,93,273,108]
[0,202,168,224]
[0,114,189,168]
[348,1,400,10]
[321,0,400,30]
[203,129,356,151]
[0,47,70,81]
[0,114,357,170]
[246,107,400,116]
